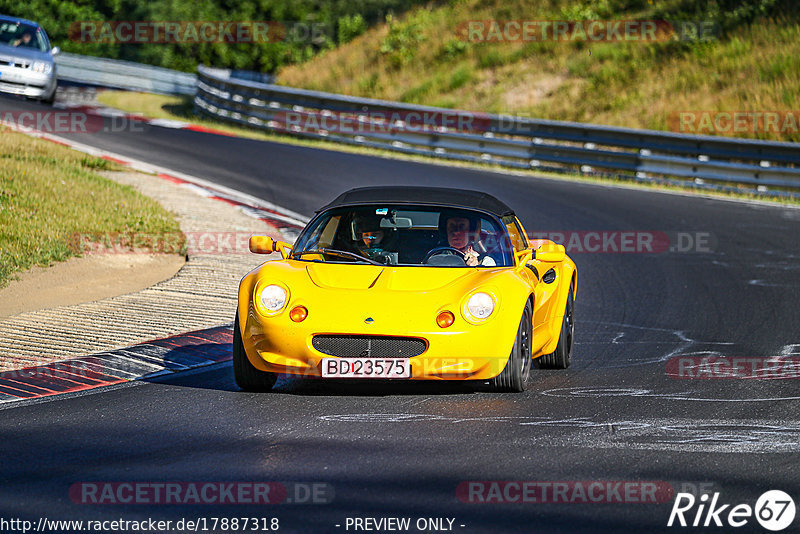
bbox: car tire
[40,84,57,106]
[233,313,277,391]
[538,282,574,369]
[491,300,532,392]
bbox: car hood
[300,261,505,292]
[0,44,51,62]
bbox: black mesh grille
[312,335,426,358]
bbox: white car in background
[0,15,58,105]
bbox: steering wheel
[423,246,466,264]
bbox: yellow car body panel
[237,235,577,381]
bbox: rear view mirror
[380,217,412,229]
[51,46,60,56]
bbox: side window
[478,216,499,255]
[304,215,340,249]
[503,216,527,252]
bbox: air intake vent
[312,335,426,358]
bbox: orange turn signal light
[436,310,455,328]
[289,306,308,322]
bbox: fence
[55,53,196,95]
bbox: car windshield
[0,22,48,52]
[291,205,515,267]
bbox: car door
[507,216,562,351]
[503,214,538,302]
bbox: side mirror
[51,46,60,56]
[249,236,275,254]
[514,249,534,272]
[249,235,292,258]
[536,243,566,263]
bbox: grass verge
[97,91,271,141]
[279,0,800,143]
[0,127,182,288]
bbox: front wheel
[538,282,574,369]
[233,313,278,391]
[491,301,533,392]
[40,84,57,106]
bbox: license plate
[321,358,411,378]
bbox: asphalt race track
[1,94,799,533]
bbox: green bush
[0,0,428,72]
[380,12,428,69]
[338,14,367,43]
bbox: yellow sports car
[234,186,576,392]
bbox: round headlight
[466,292,495,320]
[32,61,52,74]
[259,284,287,312]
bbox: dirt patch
[502,71,568,110]
[0,253,185,318]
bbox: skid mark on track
[541,386,800,402]
[318,413,800,453]
[576,320,735,370]
[782,344,800,356]
[748,279,795,287]
[575,321,800,376]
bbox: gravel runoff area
[0,170,282,372]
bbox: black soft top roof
[317,186,515,217]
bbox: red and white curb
[0,326,234,404]
[55,102,237,136]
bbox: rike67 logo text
[668,490,796,531]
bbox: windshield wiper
[293,248,383,266]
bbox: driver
[13,31,33,48]
[353,214,389,262]
[442,212,496,267]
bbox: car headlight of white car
[31,61,53,74]
[257,284,288,314]
[465,292,495,321]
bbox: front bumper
[0,66,56,98]
[240,306,515,381]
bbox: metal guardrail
[55,52,196,95]
[194,64,800,196]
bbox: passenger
[442,213,496,267]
